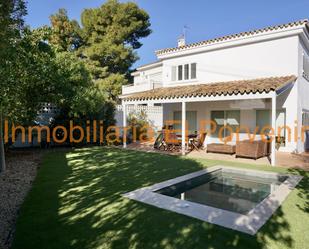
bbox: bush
[127,110,150,142]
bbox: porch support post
[181,101,186,155]
[123,103,127,148]
[271,94,276,166]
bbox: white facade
[115,105,163,131]
[121,20,309,157]
[161,36,298,86]
[122,62,163,95]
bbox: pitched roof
[156,19,308,55]
[122,75,297,101]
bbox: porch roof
[121,75,296,101]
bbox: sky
[26,0,309,68]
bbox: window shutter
[184,64,189,80]
[178,65,183,81]
[191,63,197,79]
[303,55,309,80]
[171,66,176,81]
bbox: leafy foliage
[127,110,150,141]
[0,0,27,52]
[49,9,83,52]
[96,73,128,102]
[47,0,151,100]
[0,0,28,170]
[0,0,151,167]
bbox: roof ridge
[156,19,308,55]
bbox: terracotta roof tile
[156,19,308,55]
[122,75,297,101]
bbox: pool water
[156,169,288,214]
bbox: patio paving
[124,142,309,171]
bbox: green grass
[12,147,309,249]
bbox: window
[172,63,197,82]
[303,54,309,80]
[256,109,286,147]
[211,111,225,138]
[211,110,240,138]
[173,111,197,134]
[303,111,309,126]
[256,110,270,134]
[178,65,183,81]
[191,63,197,79]
[171,66,176,81]
[225,110,240,137]
[184,64,189,80]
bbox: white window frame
[303,52,309,82]
[171,63,197,82]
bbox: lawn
[12,147,309,249]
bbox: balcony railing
[122,80,162,95]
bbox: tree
[46,1,151,102]
[80,0,151,100]
[3,29,54,119]
[96,73,127,102]
[0,0,27,172]
[49,9,83,52]
[0,21,95,173]
[0,0,27,52]
[0,0,152,172]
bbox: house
[120,19,309,166]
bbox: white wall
[134,66,162,85]
[115,105,163,131]
[297,36,309,152]
[277,86,298,152]
[299,39,309,111]
[127,33,303,154]
[162,36,299,86]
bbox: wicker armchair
[236,139,268,159]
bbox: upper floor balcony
[122,80,163,95]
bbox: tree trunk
[0,109,6,173]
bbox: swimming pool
[123,166,302,235]
[155,168,287,214]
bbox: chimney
[177,34,186,47]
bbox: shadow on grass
[287,168,309,213]
[12,147,300,249]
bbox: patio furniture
[165,132,182,151]
[153,132,163,149]
[236,139,268,159]
[276,136,285,150]
[155,130,181,151]
[207,143,236,154]
[190,132,207,151]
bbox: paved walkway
[125,142,309,171]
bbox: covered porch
[123,140,309,170]
[121,76,298,166]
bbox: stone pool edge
[122,165,303,235]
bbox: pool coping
[122,165,303,235]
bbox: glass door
[211,111,225,138]
[173,111,197,134]
[211,110,240,138]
